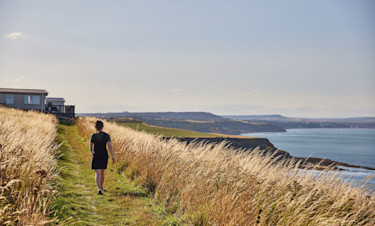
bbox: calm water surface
[242,129,375,190]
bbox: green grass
[52,125,179,225]
[117,122,226,138]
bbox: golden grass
[0,107,58,224]
[77,117,375,225]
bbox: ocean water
[242,128,375,190]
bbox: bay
[242,128,375,190]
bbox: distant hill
[223,114,289,121]
[223,115,375,129]
[78,111,285,135]
[308,117,375,123]
[80,111,225,121]
[78,111,375,133]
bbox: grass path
[53,125,174,225]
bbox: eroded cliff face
[163,137,291,159]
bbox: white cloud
[0,78,11,85]
[0,76,26,86]
[14,76,25,82]
[4,32,24,39]
[171,88,183,92]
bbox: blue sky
[0,0,374,117]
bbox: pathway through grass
[53,125,174,225]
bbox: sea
[241,128,375,191]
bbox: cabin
[46,97,66,113]
[0,88,48,112]
[0,87,75,123]
[46,97,75,122]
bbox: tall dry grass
[0,107,58,224]
[77,117,375,225]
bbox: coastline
[245,128,375,171]
[164,135,375,171]
[293,156,375,171]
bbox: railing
[45,105,75,124]
[45,105,75,114]
[65,105,75,114]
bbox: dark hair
[95,120,104,131]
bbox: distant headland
[78,111,375,135]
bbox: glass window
[6,94,14,104]
[24,95,31,104]
[24,95,41,104]
[32,95,40,105]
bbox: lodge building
[0,88,75,121]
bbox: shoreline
[243,128,375,171]
[164,136,375,171]
[293,156,375,171]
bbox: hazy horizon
[1,1,374,118]
[77,110,375,119]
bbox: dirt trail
[53,125,165,225]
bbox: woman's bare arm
[90,142,93,153]
[107,141,115,163]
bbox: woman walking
[90,120,115,195]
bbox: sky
[0,0,374,117]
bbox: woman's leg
[100,169,105,189]
[95,169,101,189]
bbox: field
[117,121,226,138]
[78,117,375,225]
[2,107,375,225]
[0,107,57,224]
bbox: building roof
[46,97,65,102]
[0,88,48,95]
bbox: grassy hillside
[0,107,58,224]
[117,122,226,138]
[77,117,375,225]
[80,112,286,134]
[3,108,373,225]
[81,111,225,121]
[140,119,285,135]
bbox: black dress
[90,132,111,169]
